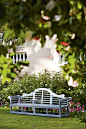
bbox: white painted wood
[16,54,18,62]
[23,53,25,61]
[13,55,15,64]
[19,53,22,61]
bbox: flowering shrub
[61,41,69,46]
[0,101,10,107]
[61,108,67,112]
[0,70,86,113]
[0,70,68,106]
[69,101,85,116]
[51,101,85,116]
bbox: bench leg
[33,107,36,114]
[59,102,62,118]
[10,106,12,114]
[21,107,23,112]
[59,108,61,118]
[67,107,69,115]
[46,108,48,114]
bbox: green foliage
[0,30,30,84]
[0,70,86,123]
[0,69,85,108]
[0,0,86,84]
[0,70,66,103]
[0,70,70,106]
[78,112,86,123]
[0,53,29,84]
[0,1,6,26]
[70,83,86,109]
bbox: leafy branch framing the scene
[0,0,86,85]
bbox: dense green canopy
[0,0,86,84]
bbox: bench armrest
[8,95,24,99]
[59,97,72,102]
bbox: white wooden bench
[8,88,72,118]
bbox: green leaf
[0,54,6,64]
[68,58,76,64]
[10,52,15,56]
[0,69,2,74]
[17,61,30,66]
[4,28,12,39]
[2,64,8,68]
[1,77,11,84]
[9,65,14,69]
[2,68,7,78]
[69,1,74,5]
[11,73,17,78]
[77,2,82,9]
[82,61,84,65]
[2,77,11,84]
[19,29,25,39]
[76,12,82,20]
[2,77,7,84]
[65,73,69,80]
[7,68,11,74]
[6,78,11,83]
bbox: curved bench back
[36,88,65,104]
[23,88,65,105]
[33,88,52,104]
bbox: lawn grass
[0,107,85,129]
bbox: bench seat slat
[11,103,68,109]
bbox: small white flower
[54,15,61,21]
[6,53,9,59]
[20,90,23,92]
[50,76,52,78]
[10,41,12,45]
[68,88,70,90]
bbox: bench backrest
[22,88,65,105]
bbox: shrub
[69,101,85,115]
[70,84,86,110]
[0,69,86,111]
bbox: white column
[16,54,18,63]
[23,53,25,61]
[25,53,27,61]
[13,55,15,64]
[19,53,22,61]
